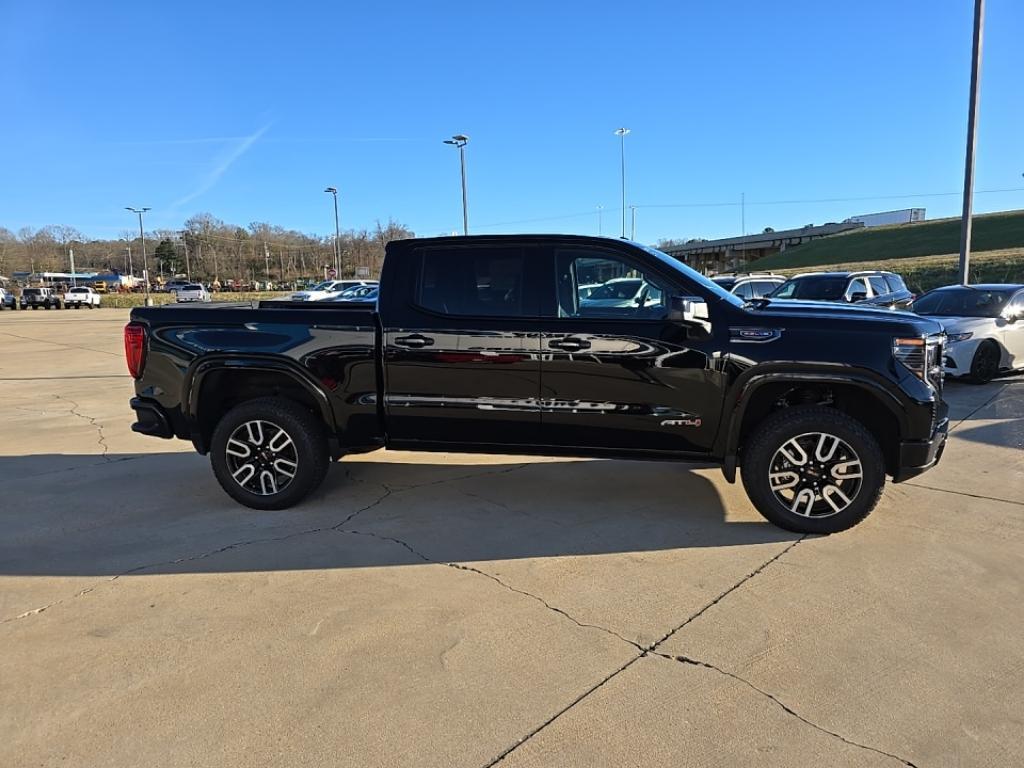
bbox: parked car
[769,271,914,310]
[63,286,102,309]
[912,283,1024,383]
[0,287,16,310]
[578,277,663,310]
[126,234,948,534]
[163,279,190,294]
[20,287,62,310]
[175,283,211,303]
[711,272,786,300]
[290,279,377,302]
[329,285,379,302]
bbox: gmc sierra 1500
[126,235,947,533]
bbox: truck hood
[744,299,943,334]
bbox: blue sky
[2,0,1022,244]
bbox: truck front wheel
[741,407,885,534]
[210,397,330,510]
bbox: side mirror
[849,291,867,303]
[1004,312,1020,324]
[669,295,710,328]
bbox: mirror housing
[669,295,711,331]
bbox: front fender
[715,363,911,481]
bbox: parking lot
[1,308,1021,767]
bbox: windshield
[183,284,202,290]
[913,288,1014,317]
[24,288,41,295]
[586,279,642,300]
[770,275,849,301]
[310,281,332,291]
[638,245,745,307]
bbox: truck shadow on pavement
[0,451,797,578]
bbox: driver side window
[556,249,668,320]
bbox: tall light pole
[629,205,637,240]
[597,204,604,236]
[324,187,341,277]
[125,207,152,306]
[614,128,630,238]
[444,134,469,235]
[959,0,985,285]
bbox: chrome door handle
[549,337,591,351]
[394,334,434,348]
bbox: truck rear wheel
[741,407,885,534]
[210,397,330,510]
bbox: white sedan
[913,283,1024,383]
[175,283,211,303]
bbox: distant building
[844,208,925,227]
[662,222,864,274]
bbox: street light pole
[597,205,603,236]
[444,135,470,235]
[959,0,985,285]
[324,187,341,277]
[126,207,152,306]
[629,206,637,240]
[614,128,630,238]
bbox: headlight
[894,335,943,386]
[946,331,973,343]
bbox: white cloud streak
[170,124,270,209]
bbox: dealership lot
[1,309,1022,767]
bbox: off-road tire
[741,406,886,534]
[210,397,330,510]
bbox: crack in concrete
[653,652,920,767]
[54,395,111,462]
[478,536,808,766]
[901,481,1024,508]
[647,535,807,651]
[339,528,644,651]
[0,482,395,626]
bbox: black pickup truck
[126,235,948,534]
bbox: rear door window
[733,282,754,300]
[417,247,536,317]
[885,274,907,294]
[868,276,889,297]
[846,277,870,300]
[751,281,780,298]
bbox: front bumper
[892,400,949,482]
[130,397,174,439]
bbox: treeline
[0,214,414,283]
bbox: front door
[538,245,722,455]
[382,243,544,446]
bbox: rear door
[537,244,722,454]
[382,243,544,446]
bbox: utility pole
[630,206,637,240]
[264,242,271,284]
[325,187,341,276]
[443,135,470,235]
[278,248,285,285]
[69,247,76,287]
[597,205,603,236]
[182,236,191,282]
[126,243,133,276]
[959,0,985,285]
[125,207,152,306]
[614,128,630,238]
[741,192,746,235]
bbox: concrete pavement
[1,309,1021,767]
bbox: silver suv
[20,287,63,310]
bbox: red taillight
[124,324,147,379]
